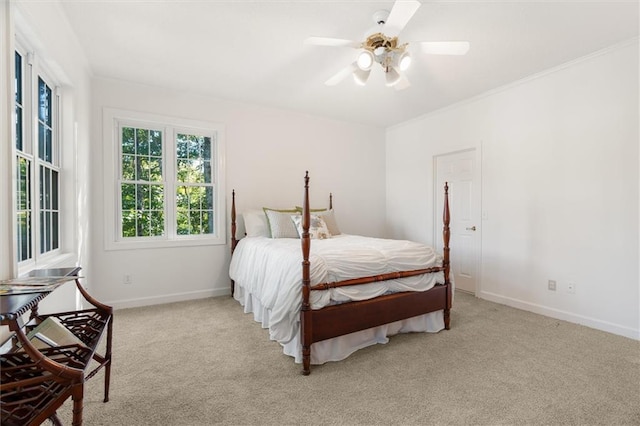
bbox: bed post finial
[301,171,312,375]
[443,182,451,329]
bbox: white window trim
[14,39,67,276]
[103,108,226,250]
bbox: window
[104,109,226,250]
[14,47,61,267]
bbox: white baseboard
[106,287,230,310]
[479,291,640,341]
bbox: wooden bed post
[300,171,312,375]
[442,182,451,330]
[230,189,238,296]
[329,193,333,210]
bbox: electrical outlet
[567,282,576,294]
[548,280,556,291]
[123,274,132,285]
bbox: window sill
[104,236,226,251]
[18,252,78,277]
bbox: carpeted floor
[57,291,640,425]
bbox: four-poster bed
[229,172,451,375]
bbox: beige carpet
[57,292,640,425]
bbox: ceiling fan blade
[420,41,470,55]
[384,0,421,37]
[394,73,411,91]
[324,62,357,86]
[305,37,361,48]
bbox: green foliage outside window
[120,126,165,238]
[176,134,214,235]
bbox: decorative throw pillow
[263,208,299,238]
[291,214,331,240]
[295,208,341,235]
[242,210,270,238]
[320,210,341,236]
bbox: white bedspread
[229,234,446,364]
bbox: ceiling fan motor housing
[372,9,390,25]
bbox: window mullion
[166,127,176,239]
[29,52,42,259]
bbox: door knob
[466,226,476,231]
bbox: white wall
[386,40,639,339]
[90,78,386,308]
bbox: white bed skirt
[233,285,445,365]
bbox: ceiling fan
[305,0,469,89]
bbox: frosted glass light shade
[399,52,411,71]
[353,68,371,86]
[356,50,374,71]
[385,67,401,87]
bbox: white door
[434,149,480,294]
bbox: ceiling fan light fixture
[385,67,402,87]
[356,50,374,71]
[353,68,371,86]
[398,51,411,71]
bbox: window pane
[38,123,46,162]
[203,160,212,184]
[15,52,22,104]
[176,137,187,159]
[138,211,150,237]
[15,106,22,151]
[189,210,201,234]
[38,78,52,126]
[150,210,164,236]
[177,159,189,182]
[16,156,32,262]
[40,211,46,253]
[17,157,30,210]
[45,128,52,163]
[17,212,31,262]
[122,210,136,237]
[38,78,54,163]
[136,128,149,155]
[202,210,213,234]
[122,155,135,180]
[137,156,150,181]
[52,212,59,250]
[52,170,58,209]
[204,187,214,210]
[202,137,211,159]
[177,211,189,235]
[149,157,162,181]
[150,184,164,210]
[45,168,51,209]
[122,127,135,154]
[121,183,136,210]
[150,130,162,156]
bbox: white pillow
[264,208,299,238]
[242,210,269,237]
[291,214,331,240]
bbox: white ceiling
[60,0,639,128]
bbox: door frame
[433,146,483,296]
